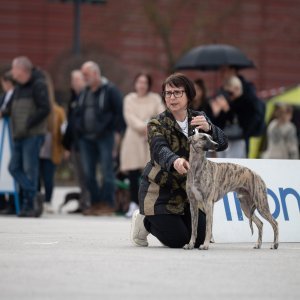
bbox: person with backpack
[74,61,125,216]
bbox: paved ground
[0,188,299,300]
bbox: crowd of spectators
[0,57,298,217]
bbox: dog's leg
[239,196,263,249]
[184,195,199,250]
[256,195,279,250]
[200,201,213,250]
[252,214,264,249]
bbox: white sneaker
[43,202,55,214]
[125,201,139,218]
[130,209,149,247]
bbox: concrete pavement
[0,187,299,300]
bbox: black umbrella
[175,44,255,71]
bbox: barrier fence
[0,118,20,214]
[211,158,300,242]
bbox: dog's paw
[271,243,279,250]
[183,243,194,250]
[199,244,209,250]
[253,243,261,249]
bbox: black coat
[213,76,264,139]
[230,76,264,138]
[62,90,82,151]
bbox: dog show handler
[131,73,228,248]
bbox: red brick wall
[0,0,299,95]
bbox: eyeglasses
[164,90,185,98]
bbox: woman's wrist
[207,123,212,133]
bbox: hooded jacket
[139,109,228,216]
[10,68,50,139]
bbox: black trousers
[144,206,206,248]
[128,169,141,205]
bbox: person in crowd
[62,70,90,213]
[262,104,299,159]
[0,70,15,116]
[39,73,66,213]
[8,56,50,217]
[211,76,247,158]
[131,73,228,248]
[120,72,164,218]
[191,78,207,111]
[192,79,213,117]
[0,70,16,214]
[75,61,125,216]
[212,66,265,157]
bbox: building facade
[0,0,299,96]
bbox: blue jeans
[78,134,115,207]
[9,135,44,208]
[39,158,56,203]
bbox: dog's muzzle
[205,140,218,151]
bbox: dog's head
[188,129,218,152]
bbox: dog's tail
[249,205,256,235]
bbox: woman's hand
[190,115,211,132]
[173,157,190,175]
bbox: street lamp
[49,0,107,54]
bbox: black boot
[18,199,35,217]
[18,209,36,217]
[19,199,37,218]
[33,193,44,217]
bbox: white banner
[0,118,15,192]
[210,158,300,243]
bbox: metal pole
[73,0,81,54]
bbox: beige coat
[262,119,299,159]
[120,92,164,171]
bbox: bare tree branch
[141,0,241,74]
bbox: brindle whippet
[184,130,279,250]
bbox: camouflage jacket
[139,109,228,216]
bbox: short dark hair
[1,70,15,85]
[194,78,207,100]
[162,73,196,104]
[134,72,153,92]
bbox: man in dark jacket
[75,61,125,215]
[62,69,90,213]
[8,56,50,217]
